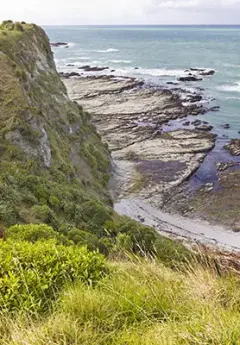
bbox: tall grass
[1,259,240,344]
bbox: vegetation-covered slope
[0,21,111,227]
[1,257,240,345]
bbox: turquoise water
[45,25,240,182]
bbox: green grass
[1,259,240,344]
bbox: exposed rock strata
[64,76,216,206]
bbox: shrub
[5,224,59,242]
[105,217,156,254]
[0,240,108,313]
[68,228,109,255]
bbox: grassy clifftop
[0,21,111,228]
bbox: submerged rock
[178,76,203,82]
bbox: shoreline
[63,72,240,251]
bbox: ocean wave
[218,82,240,93]
[109,60,132,64]
[132,67,185,77]
[95,48,119,53]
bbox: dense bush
[0,240,108,313]
[105,216,157,254]
[5,224,60,242]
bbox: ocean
[45,25,240,184]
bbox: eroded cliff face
[0,22,111,226]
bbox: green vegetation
[1,21,240,344]
[0,240,107,313]
[1,258,240,344]
[0,21,111,229]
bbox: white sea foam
[95,48,120,53]
[132,67,185,77]
[218,82,240,93]
[109,60,132,64]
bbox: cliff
[0,21,111,227]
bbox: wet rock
[209,106,220,112]
[196,124,213,131]
[50,42,68,47]
[188,94,202,103]
[134,67,139,69]
[199,70,215,76]
[67,64,74,67]
[183,121,190,126]
[191,119,202,126]
[221,123,230,129]
[178,76,203,82]
[64,76,216,204]
[78,65,109,72]
[65,46,69,49]
[166,82,179,85]
[215,161,236,171]
[224,139,240,156]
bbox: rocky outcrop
[178,76,202,82]
[50,42,68,47]
[224,139,240,156]
[78,65,109,72]
[64,76,216,207]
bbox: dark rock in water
[78,65,109,72]
[221,124,230,129]
[60,71,81,78]
[67,64,74,67]
[178,76,202,82]
[196,124,213,131]
[183,121,190,126]
[189,94,202,103]
[209,106,220,112]
[111,70,115,72]
[202,121,209,124]
[134,67,139,70]
[65,46,69,49]
[191,119,202,126]
[50,42,68,47]
[190,68,205,72]
[199,70,215,76]
[166,82,179,85]
[224,139,240,156]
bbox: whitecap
[95,48,119,53]
[109,60,132,64]
[218,82,240,93]
[132,67,185,77]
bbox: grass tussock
[1,259,240,345]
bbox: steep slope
[0,21,111,227]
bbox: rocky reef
[64,76,216,207]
